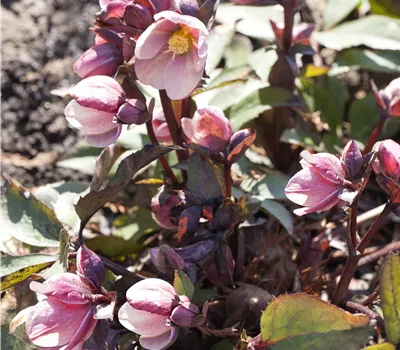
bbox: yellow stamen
[168,27,192,55]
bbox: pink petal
[135,19,175,60]
[139,328,178,350]
[135,51,172,90]
[163,52,204,100]
[293,190,341,216]
[72,76,125,113]
[155,11,209,33]
[63,308,98,350]
[65,100,116,134]
[26,298,94,348]
[285,166,342,207]
[181,118,194,141]
[86,124,122,147]
[118,303,171,337]
[29,274,92,305]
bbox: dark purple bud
[341,140,363,178]
[116,99,151,125]
[73,43,123,79]
[176,239,219,265]
[93,28,123,47]
[228,129,256,164]
[123,3,153,31]
[170,304,199,327]
[77,245,105,290]
[177,205,202,244]
[97,1,126,26]
[150,245,186,275]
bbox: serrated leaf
[260,199,293,234]
[228,87,303,131]
[261,294,371,349]
[0,255,57,291]
[323,0,360,29]
[380,253,400,345]
[2,180,63,247]
[314,15,400,50]
[75,144,176,228]
[174,270,195,299]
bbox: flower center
[168,27,192,55]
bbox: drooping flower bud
[228,128,256,163]
[73,42,124,79]
[116,99,151,124]
[123,2,154,32]
[10,246,114,350]
[373,139,400,203]
[182,106,233,153]
[372,78,400,118]
[118,278,200,350]
[65,75,125,146]
[151,186,182,229]
[341,140,363,178]
[285,148,358,216]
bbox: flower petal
[86,124,122,147]
[135,51,172,90]
[139,328,178,350]
[118,303,171,337]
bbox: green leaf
[228,87,302,131]
[206,24,235,72]
[173,270,194,299]
[349,93,380,144]
[380,253,400,345]
[2,180,63,247]
[85,235,144,257]
[261,294,371,349]
[241,172,290,200]
[249,48,279,81]
[369,0,400,18]
[280,128,319,150]
[313,15,400,50]
[260,199,293,234]
[75,144,176,228]
[332,49,400,74]
[224,35,253,68]
[215,3,284,40]
[323,0,360,29]
[211,339,235,350]
[0,254,57,291]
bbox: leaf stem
[362,118,385,155]
[224,164,232,198]
[331,202,392,305]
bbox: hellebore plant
[118,278,202,350]
[10,246,115,350]
[285,140,363,216]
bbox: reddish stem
[282,0,295,53]
[146,121,179,185]
[362,118,385,155]
[350,197,359,247]
[224,164,232,198]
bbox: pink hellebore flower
[373,139,400,203]
[181,106,233,153]
[151,186,182,230]
[10,246,114,350]
[135,11,208,100]
[73,42,124,78]
[372,78,400,117]
[285,141,361,216]
[118,278,200,350]
[65,75,150,147]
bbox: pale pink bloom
[10,246,114,350]
[285,142,360,216]
[118,278,199,350]
[152,108,173,144]
[372,78,400,117]
[181,106,232,152]
[65,76,150,146]
[151,186,181,229]
[135,10,208,100]
[73,42,123,78]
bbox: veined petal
[86,124,122,147]
[139,328,178,350]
